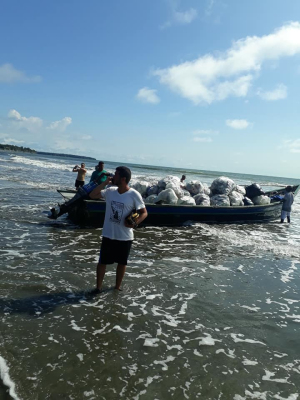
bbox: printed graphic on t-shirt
[110,201,124,224]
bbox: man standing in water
[89,166,148,291]
[281,185,294,223]
[73,162,87,189]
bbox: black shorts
[99,237,132,265]
[75,180,85,188]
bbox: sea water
[0,151,300,400]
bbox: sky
[1,0,300,178]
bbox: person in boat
[281,185,294,223]
[180,174,186,189]
[90,161,107,184]
[73,163,87,189]
[49,171,112,220]
[89,166,148,292]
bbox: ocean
[0,151,300,400]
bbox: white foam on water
[242,358,258,366]
[262,370,289,384]
[230,333,266,346]
[209,264,231,271]
[153,355,175,371]
[240,305,261,312]
[216,348,236,359]
[10,155,92,175]
[199,333,221,346]
[83,389,95,397]
[193,349,203,357]
[0,356,21,400]
[273,394,299,400]
[234,391,268,400]
[198,223,300,259]
[143,338,160,347]
[112,324,133,333]
[77,354,83,361]
[279,261,298,283]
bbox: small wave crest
[0,356,21,400]
[10,155,92,175]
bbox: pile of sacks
[130,175,270,207]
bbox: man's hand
[124,220,136,228]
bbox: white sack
[146,185,159,196]
[211,176,236,195]
[229,191,244,206]
[235,185,246,196]
[155,188,178,205]
[166,182,185,198]
[193,193,211,206]
[185,180,204,195]
[145,194,158,204]
[158,175,180,189]
[210,194,230,206]
[131,181,149,196]
[177,196,196,206]
[252,195,271,205]
[202,184,211,196]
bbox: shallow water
[0,152,300,399]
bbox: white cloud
[136,87,160,104]
[205,0,215,17]
[153,22,300,104]
[174,8,197,24]
[47,117,72,132]
[0,63,41,83]
[226,119,249,129]
[161,3,197,29]
[8,109,43,132]
[282,139,300,153]
[82,135,92,140]
[257,84,287,101]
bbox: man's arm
[72,166,79,172]
[89,176,111,199]
[124,207,148,228]
[80,167,87,173]
[136,208,148,226]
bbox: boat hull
[68,200,283,226]
[60,184,300,227]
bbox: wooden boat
[57,185,300,226]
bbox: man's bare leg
[97,263,107,290]
[115,264,126,290]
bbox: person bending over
[73,163,87,189]
[281,185,294,223]
[89,166,148,291]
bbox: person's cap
[98,161,104,165]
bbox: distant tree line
[0,144,36,153]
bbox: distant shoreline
[36,151,96,160]
[0,144,96,160]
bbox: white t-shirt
[101,187,145,241]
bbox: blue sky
[1,0,300,178]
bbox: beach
[0,151,300,400]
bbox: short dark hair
[286,185,293,192]
[116,166,131,184]
[98,161,104,165]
